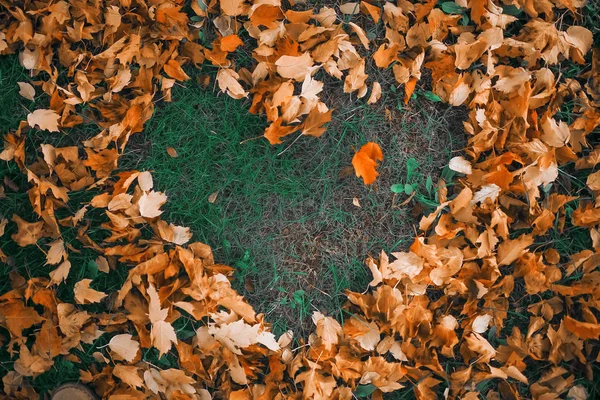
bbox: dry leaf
[113,364,144,388]
[166,147,178,157]
[27,109,60,132]
[17,82,35,100]
[449,156,472,175]
[74,279,107,304]
[108,334,140,362]
[208,191,219,203]
[352,142,383,185]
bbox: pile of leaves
[1,0,600,398]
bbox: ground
[0,53,463,337]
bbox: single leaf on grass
[17,82,35,100]
[108,334,140,362]
[74,279,107,304]
[166,147,178,157]
[352,142,383,185]
[27,109,60,132]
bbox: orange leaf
[301,108,332,138]
[264,118,298,144]
[564,316,600,339]
[221,35,244,52]
[163,60,190,81]
[352,142,384,185]
[404,77,418,104]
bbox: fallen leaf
[221,35,244,52]
[27,109,60,132]
[113,364,144,388]
[352,142,383,185]
[163,59,190,81]
[166,147,178,157]
[108,334,140,362]
[74,279,107,304]
[17,82,35,100]
[449,156,472,175]
[208,191,219,203]
[275,53,313,81]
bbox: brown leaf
[166,147,179,158]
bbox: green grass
[121,73,460,335]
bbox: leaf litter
[0,0,599,399]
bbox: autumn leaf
[147,284,177,356]
[221,35,244,52]
[138,190,168,218]
[163,59,190,81]
[352,142,383,185]
[0,301,44,337]
[496,235,534,266]
[113,364,144,388]
[27,109,60,132]
[275,53,313,81]
[264,118,298,145]
[564,316,600,339]
[449,156,472,175]
[108,334,140,362]
[74,279,107,304]
[17,82,35,100]
[301,107,333,138]
[46,240,66,265]
[217,68,248,99]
